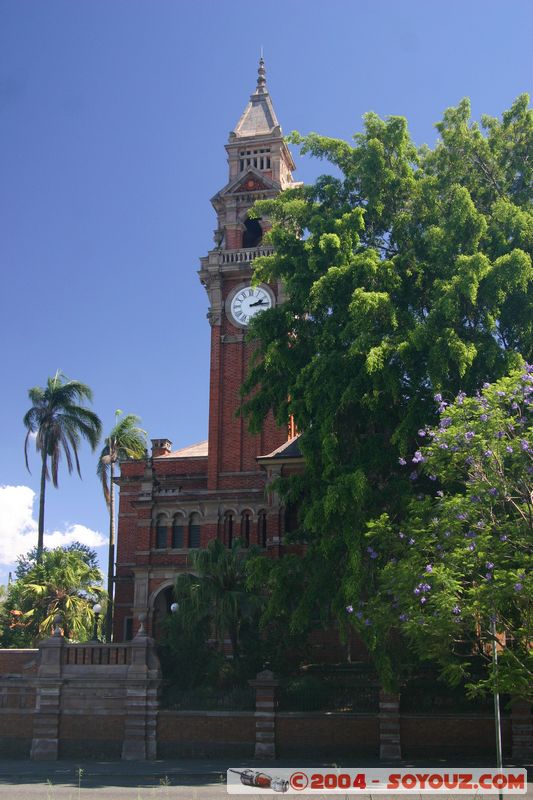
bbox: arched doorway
[151,585,174,640]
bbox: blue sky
[1,0,532,585]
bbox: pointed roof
[231,57,281,139]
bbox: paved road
[0,760,530,800]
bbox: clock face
[229,285,274,327]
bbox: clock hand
[249,299,268,307]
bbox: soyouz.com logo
[226,768,528,794]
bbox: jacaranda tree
[360,365,532,700]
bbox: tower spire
[256,54,266,94]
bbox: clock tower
[113,59,303,642]
[199,58,298,490]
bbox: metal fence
[278,678,380,713]
[160,684,255,711]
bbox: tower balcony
[220,246,274,265]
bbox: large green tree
[23,371,102,559]
[1,546,105,646]
[97,411,146,641]
[242,95,533,686]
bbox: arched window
[284,503,299,535]
[258,511,267,548]
[155,514,168,549]
[242,218,262,248]
[224,512,234,548]
[172,514,184,548]
[189,513,201,549]
[241,512,251,547]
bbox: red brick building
[113,59,303,641]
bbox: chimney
[151,438,172,457]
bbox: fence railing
[278,679,380,713]
[160,684,255,712]
[62,644,131,667]
[220,247,274,265]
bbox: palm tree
[23,371,102,560]
[6,547,105,645]
[174,539,262,660]
[97,411,147,641]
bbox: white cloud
[0,485,106,566]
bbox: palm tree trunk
[37,450,47,561]
[105,460,115,642]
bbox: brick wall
[401,715,513,758]
[277,714,380,758]
[0,649,38,676]
[157,711,255,758]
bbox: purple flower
[364,618,372,626]
[465,456,474,465]
[412,450,425,464]
[457,513,467,520]
[485,573,493,580]
[506,446,513,453]
[483,382,490,388]
[440,417,453,428]
[398,532,405,539]
[480,414,488,422]
[496,430,505,439]
[470,495,481,503]
[488,488,498,497]
[346,605,354,613]
[497,391,506,397]
[520,439,530,451]
[512,402,519,410]
[439,443,449,450]
[465,431,475,441]
[413,587,421,595]
[484,450,493,458]
[486,562,494,570]
[420,596,427,604]
[514,583,523,592]
[434,393,442,402]
[418,429,426,437]
[436,490,444,497]
[399,613,408,622]
[408,537,415,545]
[425,564,433,573]
[370,551,378,559]
[452,605,461,615]
[500,534,508,542]
[438,402,448,412]
[468,543,476,551]
[456,391,466,404]
[409,471,418,481]
[355,611,363,619]
[429,474,437,481]
[398,457,407,465]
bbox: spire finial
[256,53,266,94]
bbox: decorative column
[379,690,402,760]
[121,615,161,761]
[249,669,279,759]
[31,620,64,760]
[511,700,533,761]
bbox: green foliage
[1,547,105,646]
[167,539,264,685]
[23,370,102,556]
[241,96,533,689]
[365,366,532,700]
[96,411,147,507]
